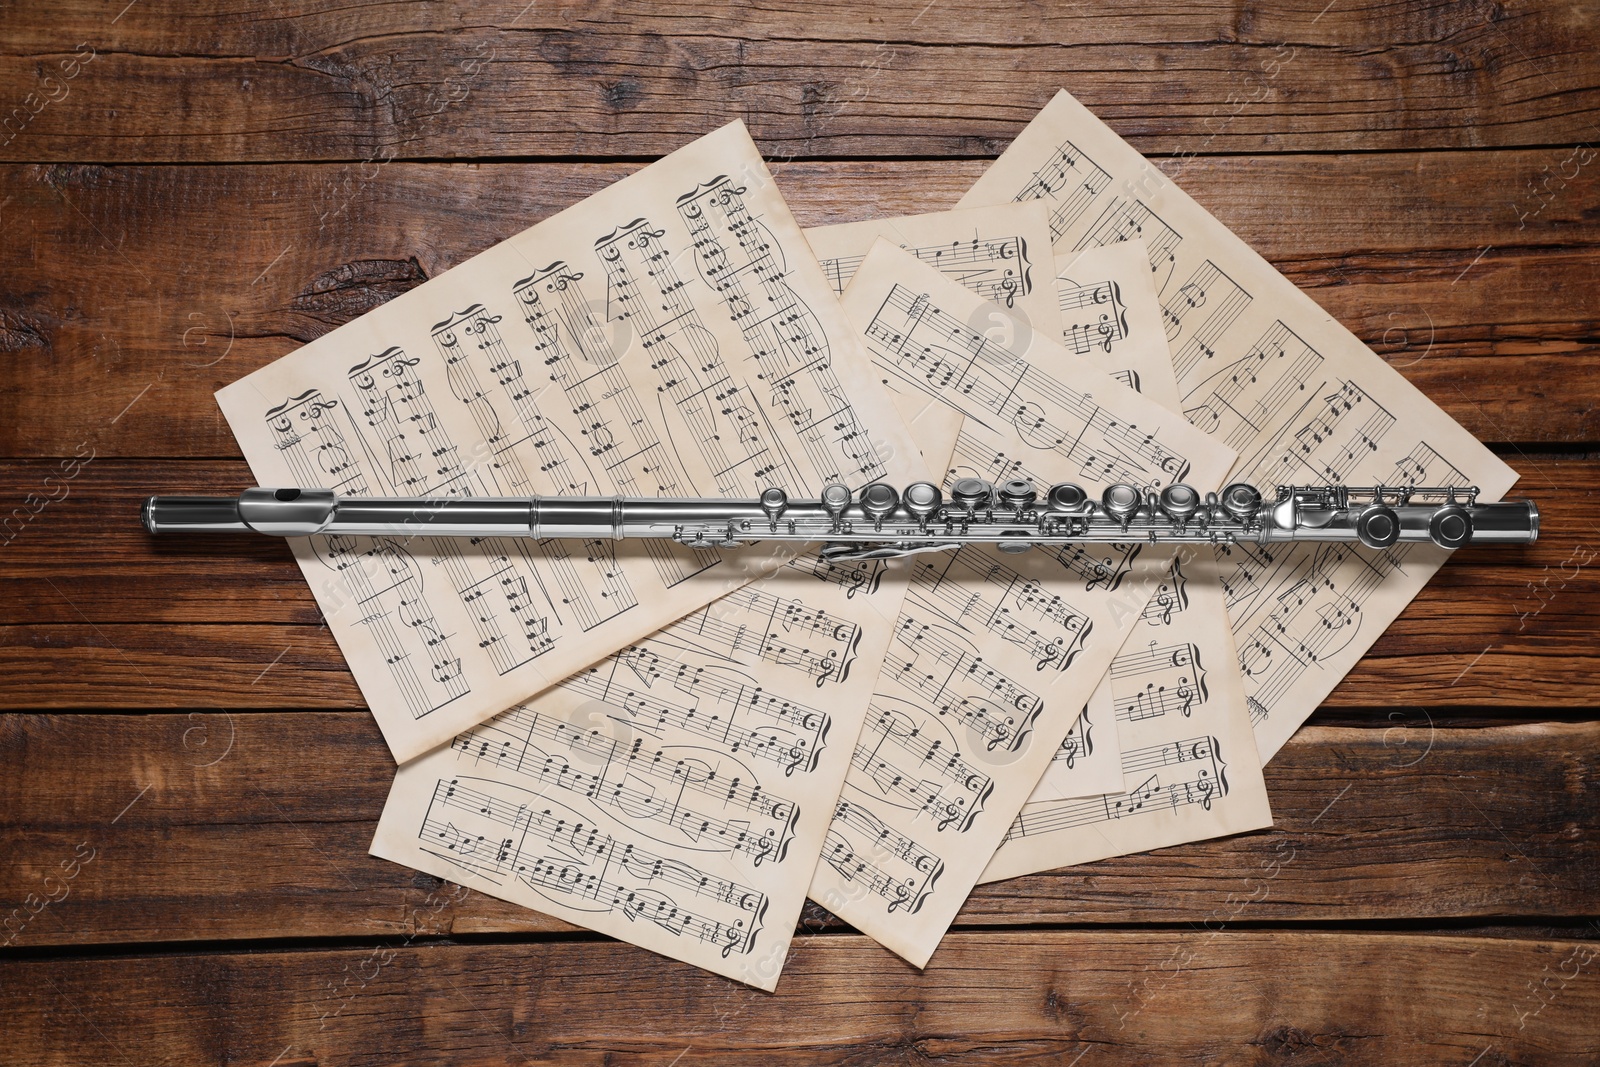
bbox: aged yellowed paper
[373,545,931,990]
[804,202,1062,340]
[217,121,930,764]
[985,548,1273,880]
[807,241,1236,967]
[1054,240,1183,413]
[960,90,1517,760]
[1025,676,1121,803]
[808,206,1128,802]
[986,236,1272,881]
[360,129,955,987]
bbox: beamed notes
[223,122,936,989]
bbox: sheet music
[217,121,930,763]
[1053,240,1182,413]
[804,202,1062,335]
[1026,675,1121,802]
[959,90,1518,760]
[984,238,1271,878]
[806,206,1124,803]
[368,375,947,989]
[373,543,937,989]
[806,242,1236,967]
[1052,238,1185,796]
[983,550,1273,880]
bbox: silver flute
[144,478,1537,562]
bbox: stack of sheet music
[216,90,1517,988]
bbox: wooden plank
[2,714,1595,945]
[10,0,1593,62]
[3,462,319,625]
[0,623,358,709]
[2,6,1591,1060]
[2,152,1595,458]
[4,932,1598,1065]
[0,1,1595,161]
[4,454,1591,708]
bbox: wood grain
[0,0,1595,161]
[1,714,1594,945]
[1,1,1595,1059]
[1,151,1596,457]
[4,932,1598,1065]
[3,456,1590,709]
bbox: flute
[143,478,1538,563]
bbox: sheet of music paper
[217,121,930,764]
[807,242,1236,967]
[959,89,1518,760]
[1054,240,1183,413]
[984,237,1272,882]
[985,546,1274,880]
[373,544,937,989]
[804,201,1063,339]
[358,124,954,989]
[807,205,1126,801]
[1026,676,1120,802]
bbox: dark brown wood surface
[3,153,1597,457]
[6,934,1600,1065]
[1,1,1596,159]
[2,1,1596,1063]
[3,713,1595,945]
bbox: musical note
[1225,537,1405,722]
[1009,138,1112,241]
[422,780,768,956]
[807,232,1237,967]
[820,232,1033,308]
[450,704,801,863]
[957,87,1512,800]
[662,585,863,687]
[909,550,1095,673]
[885,611,1047,753]
[348,341,590,657]
[560,648,831,776]
[865,281,1200,488]
[264,390,471,718]
[1074,198,1181,294]
[1234,376,1397,489]
[1110,641,1209,722]
[1011,734,1228,844]
[849,699,994,832]
[227,122,941,990]
[785,553,886,598]
[1057,279,1129,356]
[822,802,944,914]
[1165,260,1253,381]
[1182,321,1330,454]
[511,263,723,587]
[1386,440,1468,491]
[675,177,890,487]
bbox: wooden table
[3,2,1597,1062]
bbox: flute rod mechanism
[143,479,1539,561]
